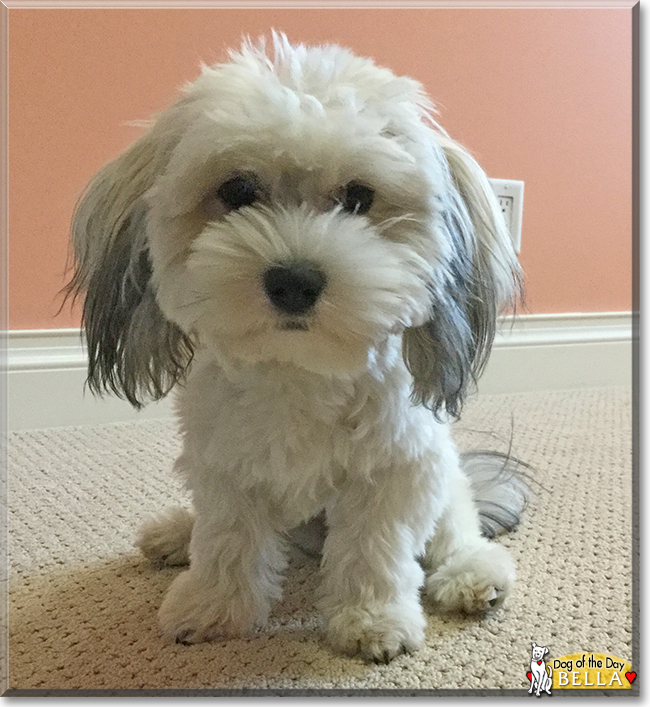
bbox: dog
[529,642,553,696]
[68,33,527,662]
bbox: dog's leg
[137,506,326,564]
[157,489,287,644]
[318,463,436,663]
[423,465,516,614]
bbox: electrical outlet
[489,178,524,253]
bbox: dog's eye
[340,182,374,215]
[217,174,260,211]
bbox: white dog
[529,642,553,696]
[68,34,527,662]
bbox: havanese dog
[68,33,527,662]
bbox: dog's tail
[462,451,531,538]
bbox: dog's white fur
[529,642,553,696]
[69,34,525,662]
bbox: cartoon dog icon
[528,642,553,696]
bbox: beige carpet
[5,386,635,694]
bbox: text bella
[554,655,627,688]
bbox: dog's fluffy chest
[176,348,432,521]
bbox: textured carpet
[5,387,634,694]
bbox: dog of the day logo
[527,642,553,696]
[526,642,635,694]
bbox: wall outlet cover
[489,178,524,253]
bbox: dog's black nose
[263,261,327,316]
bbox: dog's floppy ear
[403,134,522,419]
[66,115,194,409]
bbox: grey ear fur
[403,136,523,419]
[66,123,194,409]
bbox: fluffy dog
[68,34,527,662]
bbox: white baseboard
[478,311,633,395]
[4,312,633,431]
[5,330,174,431]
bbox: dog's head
[68,34,521,416]
[531,643,549,661]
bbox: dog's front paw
[425,541,516,614]
[326,601,426,663]
[159,570,267,644]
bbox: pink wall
[8,6,633,329]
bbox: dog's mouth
[278,320,310,332]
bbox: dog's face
[531,643,549,661]
[69,34,521,415]
[145,49,441,375]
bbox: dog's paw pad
[326,602,425,663]
[165,615,225,645]
[163,610,246,645]
[487,587,504,608]
[174,628,197,645]
[372,645,408,665]
[159,570,264,644]
[425,542,515,615]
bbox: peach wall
[8,6,633,329]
